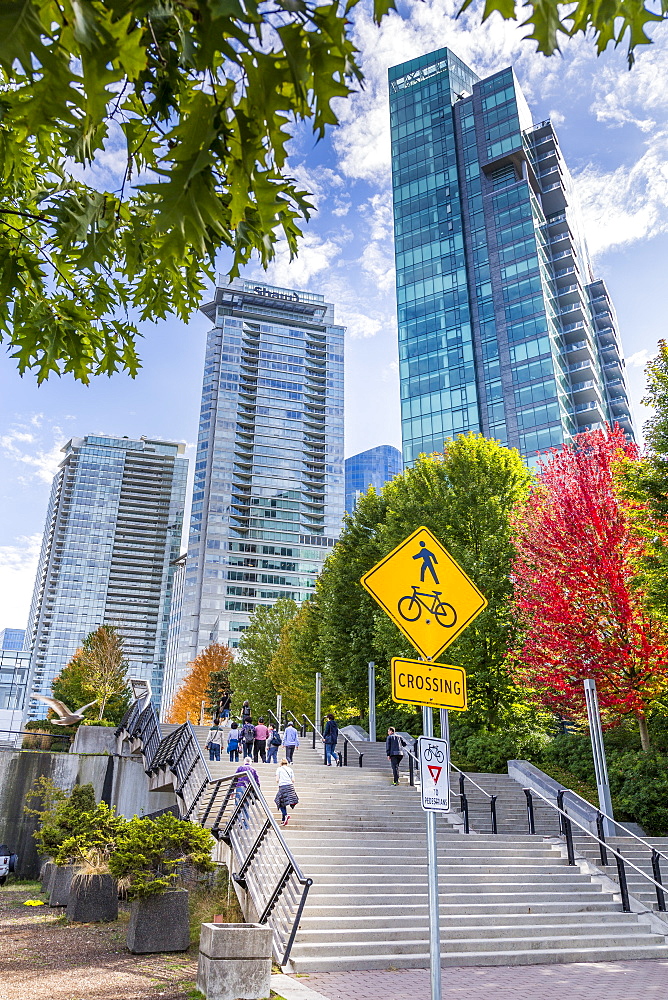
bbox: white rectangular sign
[418,735,450,812]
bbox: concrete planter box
[49,864,74,906]
[67,873,118,923]
[40,860,56,894]
[197,923,272,1000]
[127,889,190,953]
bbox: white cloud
[250,231,349,289]
[626,349,651,368]
[0,534,42,631]
[590,44,668,131]
[575,131,668,256]
[0,417,69,484]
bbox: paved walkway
[290,960,668,1000]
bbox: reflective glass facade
[389,49,635,464]
[0,649,30,738]
[345,445,403,513]
[0,629,25,651]
[172,279,344,696]
[24,435,187,720]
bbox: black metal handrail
[0,728,75,750]
[267,709,281,729]
[524,784,667,912]
[117,697,314,964]
[561,786,668,866]
[300,711,364,767]
[197,770,312,965]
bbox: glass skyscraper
[389,48,634,464]
[345,445,403,513]
[171,278,344,698]
[24,435,187,720]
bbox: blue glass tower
[171,279,344,699]
[389,48,634,464]
[0,629,25,651]
[345,445,403,513]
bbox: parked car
[0,845,17,885]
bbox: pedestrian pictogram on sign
[391,658,467,711]
[360,526,487,661]
[418,736,450,812]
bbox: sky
[2,0,668,632]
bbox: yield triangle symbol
[427,764,442,785]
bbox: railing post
[459,774,469,834]
[343,740,348,766]
[524,788,536,835]
[652,850,666,912]
[563,813,576,865]
[312,724,316,750]
[358,751,364,768]
[596,812,608,867]
[409,753,414,787]
[490,794,498,835]
[615,852,631,912]
[557,789,566,836]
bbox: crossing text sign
[418,736,450,812]
[360,526,487,661]
[391,658,467,711]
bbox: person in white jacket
[274,759,299,826]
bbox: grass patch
[187,867,244,946]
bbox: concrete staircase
[174,723,668,971]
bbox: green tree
[267,598,320,718]
[52,643,130,726]
[230,598,298,717]
[619,342,668,622]
[76,626,130,720]
[313,434,532,730]
[0,0,388,382]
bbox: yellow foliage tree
[167,644,233,725]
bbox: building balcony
[560,301,584,320]
[575,399,605,418]
[565,340,595,363]
[552,246,574,265]
[569,358,596,377]
[562,321,587,338]
[571,380,604,405]
[609,395,631,415]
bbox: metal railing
[0,728,74,752]
[116,699,313,965]
[405,748,498,834]
[197,771,312,965]
[300,711,364,767]
[523,785,667,912]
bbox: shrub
[454,728,550,773]
[25,780,124,864]
[108,813,215,898]
[608,752,668,836]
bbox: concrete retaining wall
[0,736,177,878]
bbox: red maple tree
[511,425,668,750]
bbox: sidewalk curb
[271,972,332,1000]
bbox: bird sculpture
[34,695,98,725]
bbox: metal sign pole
[315,672,322,734]
[276,694,282,728]
[368,662,376,742]
[584,679,615,836]
[440,708,450,782]
[423,704,442,1000]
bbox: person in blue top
[282,720,300,763]
[323,713,339,766]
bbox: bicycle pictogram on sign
[360,526,487,661]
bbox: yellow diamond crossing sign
[360,526,487,661]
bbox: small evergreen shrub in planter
[108,813,215,954]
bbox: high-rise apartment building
[389,48,634,465]
[345,445,403,513]
[0,628,25,651]
[171,278,344,699]
[24,435,187,720]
